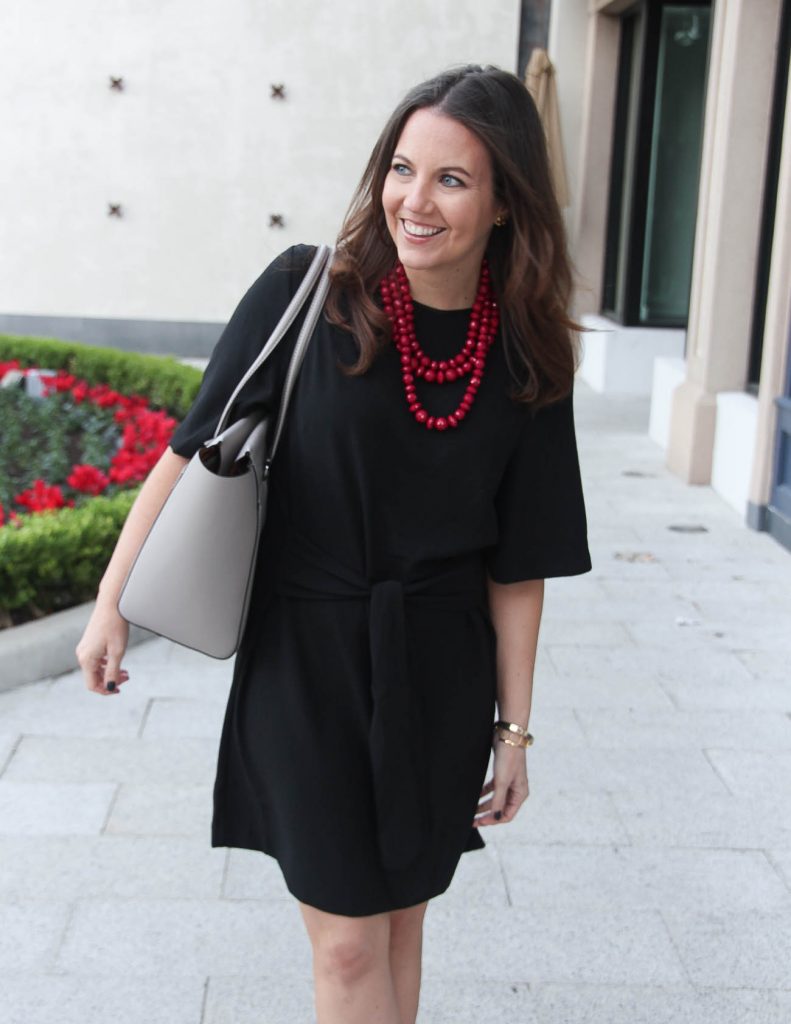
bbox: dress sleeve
[168,243,317,459]
[485,383,592,583]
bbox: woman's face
[381,107,504,302]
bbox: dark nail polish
[106,681,116,691]
[494,810,502,821]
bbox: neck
[402,265,481,310]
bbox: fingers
[100,648,128,694]
[75,611,130,696]
[475,769,530,827]
[76,648,130,695]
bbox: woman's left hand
[474,742,530,826]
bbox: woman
[77,64,591,1024]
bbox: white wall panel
[0,1,519,323]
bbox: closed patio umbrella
[525,47,570,209]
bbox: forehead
[393,108,491,174]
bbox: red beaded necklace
[379,259,499,431]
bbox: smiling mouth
[401,219,445,239]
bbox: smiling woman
[76,64,592,1024]
[380,108,507,308]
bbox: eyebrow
[392,153,473,179]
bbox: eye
[391,162,411,176]
[439,173,464,188]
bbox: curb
[0,602,155,693]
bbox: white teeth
[403,220,444,238]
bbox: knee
[389,901,428,951]
[315,934,383,986]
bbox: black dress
[168,244,592,916]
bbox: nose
[402,176,433,215]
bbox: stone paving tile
[222,847,294,902]
[140,697,228,738]
[490,791,631,847]
[0,902,71,971]
[0,675,149,737]
[2,735,218,784]
[0,835,226,900]
[432,842,510,908]
[417,977,538,1023]
[736,648,791,685]
[0,781,116,834]
[499,845,791,915]
[705,749,791,802]
[767,850,791,893]
[203,975,315,1024]
[662,910,791,988]
[521,706,589,747]
[531,983,791,1024]
[628,617,791,653]
[536,655,675,711]
[105,783,214,837]
[521,743,735,803]
[57,898,313,977]
[0,732,19,770]
[534,619,634,647]
[612,787,791,849]
[0,973,206,1024]
[574,707,791,750]
[583,547,675,581]
[422,903,687,986]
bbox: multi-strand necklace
[379,259,499,431]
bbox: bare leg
[299,901,401,1024]
[389,901,428,1024]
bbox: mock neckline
[412,298,473,315]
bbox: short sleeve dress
[168,244,592,916]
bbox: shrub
[0,488,141,627]
[0,334,203,628]
[0,333,202,419]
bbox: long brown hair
[325,64,586,410]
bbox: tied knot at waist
[273,529,487,871]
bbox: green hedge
[0,333,203,419]
[0,488,141,624]
[0,334,204,626]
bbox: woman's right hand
[75,600,131,696]
[72,447,190,696]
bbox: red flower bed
[0,361,178,528]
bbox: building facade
[550,0,790,553]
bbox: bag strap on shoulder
[216,244,333,438]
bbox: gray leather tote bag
[117,244,333,658]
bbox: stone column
[666,0,783,482]
[748,57,791,518]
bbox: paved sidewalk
[1,379,790,1024]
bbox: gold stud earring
[494,214,507,227]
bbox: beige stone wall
[666,0,784,484]
[0,0,520,325]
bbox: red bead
[380,258,497,433]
